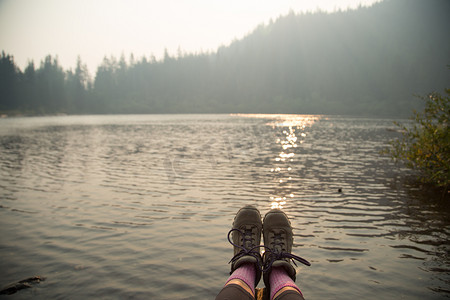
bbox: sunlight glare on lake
[235,114,321,210]
[233,114,321,128]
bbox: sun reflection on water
[235,114,321,209]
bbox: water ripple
[0,115,448,299]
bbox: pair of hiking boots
[228,205,310,290]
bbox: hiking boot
[228,205,263,286]
[262,209,310,289]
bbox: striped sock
[225,263,256,295]
[269,267,303,300]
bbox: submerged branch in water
[0,276,46,295]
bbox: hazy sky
[0,0,380,73]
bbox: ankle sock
[225,263,256,295]
[269,267,303,300]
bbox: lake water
[0,114,448,299]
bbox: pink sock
[269,267,303,300]
[225,263,256,295]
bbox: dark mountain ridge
[210,0,450,115]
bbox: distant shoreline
[0,111,409,120]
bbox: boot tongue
[271,230,286,253]
[242,226,255,249]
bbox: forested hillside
[1,0,449,116]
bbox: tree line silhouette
[1,0,449,116]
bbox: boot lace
[227,229,310,273]
[227,228,264,270]
[262,232,311,272]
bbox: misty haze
[0,0,449,299]
[1,0,449,116]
